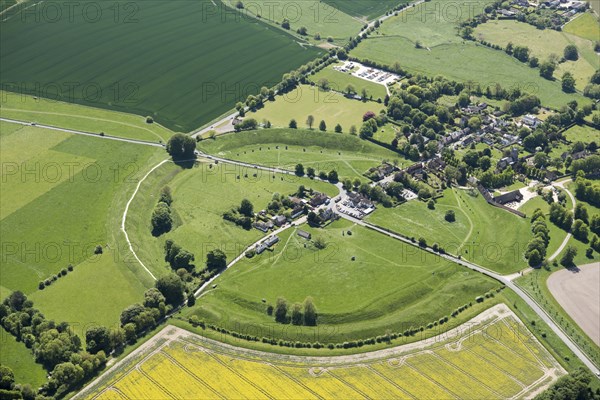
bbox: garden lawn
[0,121,160,294]
[125,160,337,279]
[563,12,600,42]
[0,0,322,132]
[0,91,174,142]
[475,20,599,90]
[310,65,388,100]
[0,331,47,388]
[248,85,385,129]
[351,0,589,109]
[187,219,499,342]
[197,128,404,180]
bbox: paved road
[190,110,238,139]
[0,117,165,148]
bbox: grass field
[0,0,322,132]
[80,307,565,400]
[309,65,388,100]
[0,91,174,142]
[475,20,599,89]
[185,218,499,342]
[197,128,404,180]
[125,159,336,279]
[0,0,15,13]
[0,330,47,388]
[351,0,588,109]
[222,0,363,43]
[0,121,159,297]
[29,248,148,330]
[368,188,532,274]
[563,12,600,42]
[323,0,407,20]
[563,124,600,143]
[248,85,384,130]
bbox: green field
[1,91,174,142]
[368,188,532,274]
[351,0,588,109]
[0,0,16,13]
[125,159,337,279]
[563,124,600,143]
[0,331,47,388]
[197,128,404,180]
[222,0,363,43]
[0,121,160,295]
[475,20,599,89]
[248,85,384,129]
[187,218,499,342]
[310,65,388,100]
[29,248,148,329]
[0,0,322,132]
[563,12,600,42]
[323,0,406,20]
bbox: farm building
[255,244,267,254]
[493,190,524,205]
[297,230,311,240]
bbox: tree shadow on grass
[172,156,197,169]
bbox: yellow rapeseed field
[84,313,563,400]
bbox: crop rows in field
[0,0,321,131]
[87,310,563,400]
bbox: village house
[521,114,541,129]
[320,208,335,222]
[347,192,375,210]
[253,220,273,233]
[291,205,304,219]
[310,193,329,208]
[272,215,287,227]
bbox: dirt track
[547,263,600,346]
